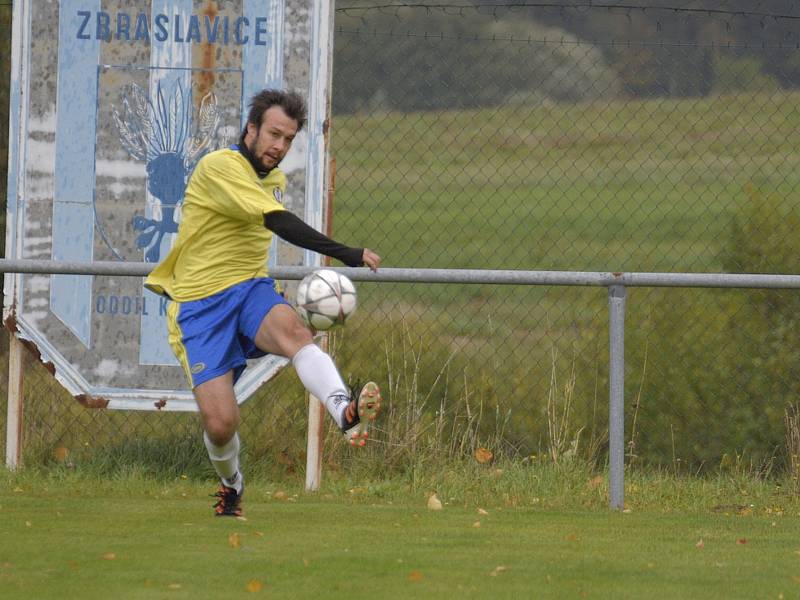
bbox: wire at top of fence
[335,2,800,23]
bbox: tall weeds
[324,321,514,475]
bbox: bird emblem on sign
[111,80,221,261]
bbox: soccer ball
[295,269,357,331]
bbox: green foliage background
[2,4,800,475]
[328,90,800,472]
[623,188,800,469]
[333,10,621,113]
[334,2,800,114]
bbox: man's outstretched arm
[264,210,380,271]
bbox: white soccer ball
[295,269,357,331]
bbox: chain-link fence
[3,4,800,477]
[326,5,800,474]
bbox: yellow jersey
[145,148,286,301]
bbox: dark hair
[246,89,307,131]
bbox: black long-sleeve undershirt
[263,210,364,267]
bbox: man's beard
[254,146,280,171]
[239,135,279,178]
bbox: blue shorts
[166,278,291,388]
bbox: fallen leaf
[427,493,443,511]
[273,491,288,501]
[696,539,705,549]
[53,447,69,462]
[25,521,31,528]
[254,531,265,537]
[167,583,182,590]
[102,553,116,561]
[566,533,578,542]
[229,533,241,549]
[302,558,310,567]
[408,570,424,582]
[736,538,747,545]
[246,580,263,593]
[474,447,493,464]
[477,508,489,515]
[472,521,481,528]
[489,566,509,577]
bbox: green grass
[1,468,800,599]
[331,91,800,276]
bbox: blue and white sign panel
[4,0,334,410]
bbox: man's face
[244,106,299,172]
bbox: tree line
[332,1,800,113]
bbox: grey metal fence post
[608,284,626,510]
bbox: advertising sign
[4,0,333,409]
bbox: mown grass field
[1,468,800,600]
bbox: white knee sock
[292,343,349,428]
[203,431,242,493]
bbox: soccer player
[145,89,382,517]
